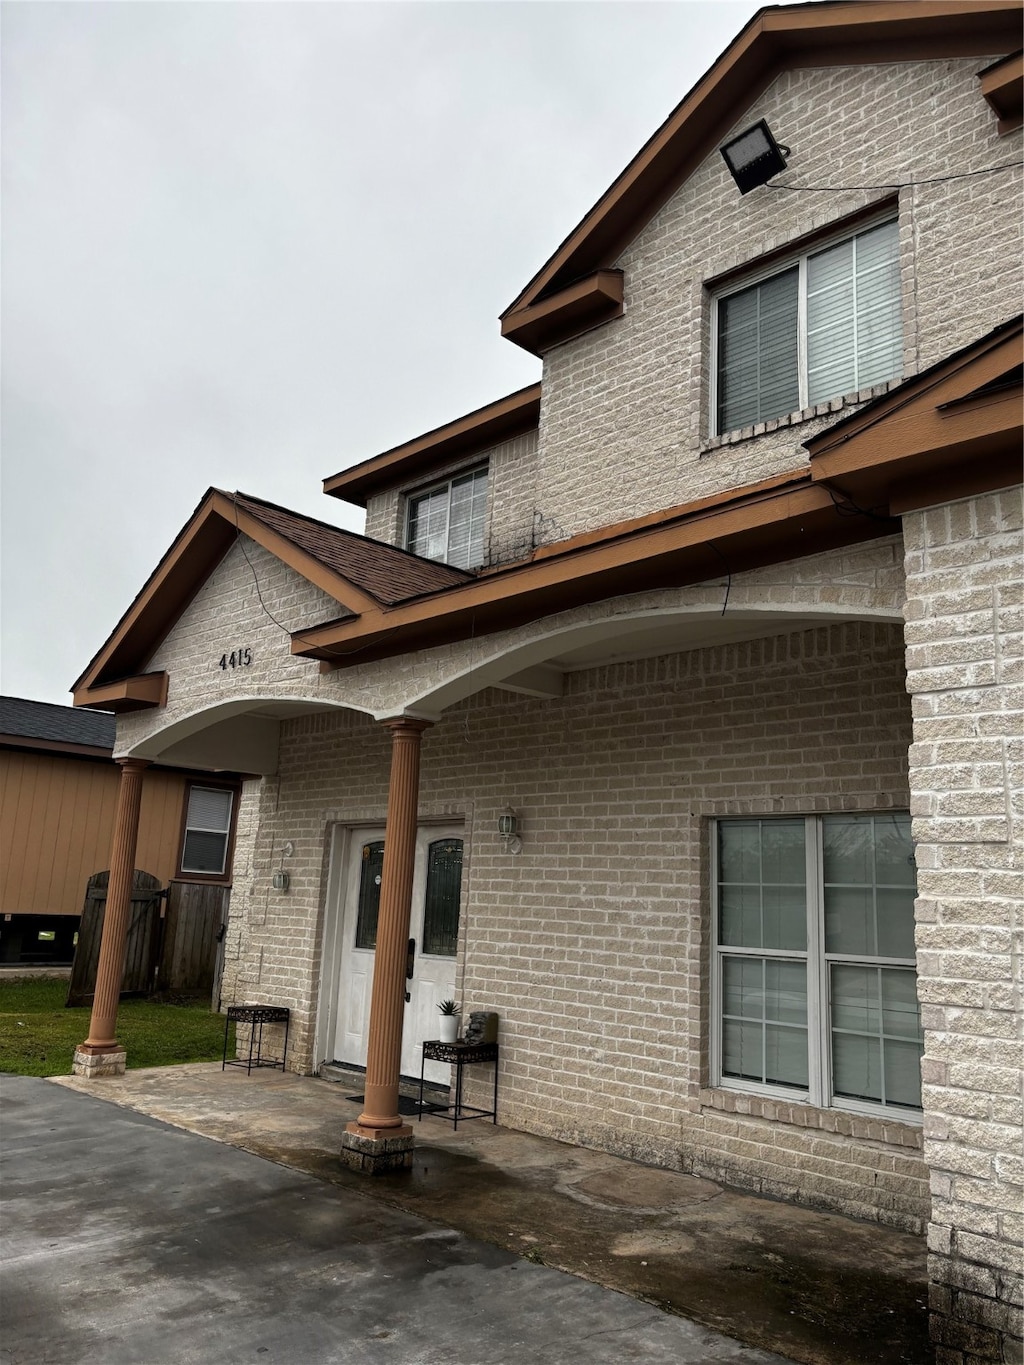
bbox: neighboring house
[70,4,1022,1361]
[0,696,241,965]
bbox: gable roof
[1,696,115,755]
[501,0,1024,355]
[72,488,473,711]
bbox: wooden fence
[67,873,230,1006]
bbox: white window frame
[405,464,489,569]
[709,211,900,438]
[709,812,922,1124]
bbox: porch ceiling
[411,602,902,716]
[119,699,364,775]
[544,609,864,671]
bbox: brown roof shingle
[228,491,475,606]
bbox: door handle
[406,938,416,980]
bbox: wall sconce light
[498,807,523,855]
[720,119,790,194]
[272,870,290,892]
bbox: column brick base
[72,1046,127,1079]
[340,1124,414,1174]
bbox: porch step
[319,1062,449,1107]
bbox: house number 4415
[219,648,253,670]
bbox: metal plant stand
[418,1040,499,1129]
[222,1005,290,1075]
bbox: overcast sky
[2,1,763,706]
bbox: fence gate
[66,870,164,1007]
[157,881,230,1000]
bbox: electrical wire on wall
[764,160,1020,195]
[231,493,296,640]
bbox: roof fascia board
[74,672,170,714]
[214,493,380,613]
[323,384,542,506]
[74,490,376,702]
[502,1,1023,327]
[0,734,113,759]
[73,491,235,695]
[500,271,624,357]
[807,322,1023,461]
[292,477,881,665]
[979,49,1024,130]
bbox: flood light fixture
[720,119,790,194]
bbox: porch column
[73,757,149,1079]
[341,717,431,1174]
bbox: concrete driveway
[1,1075,788,1365]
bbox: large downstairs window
[712,812,922,1118]
[713,217,902,434]
[407,466,488,569]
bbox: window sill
[698,1087,923,1149]
[702,378,905,455]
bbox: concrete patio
[45,1062,931,1365]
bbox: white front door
[332,825,463,1086]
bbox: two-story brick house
[70,4,1022,1360]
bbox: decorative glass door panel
[333,827,463,1086]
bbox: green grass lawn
[0,977,233,1077]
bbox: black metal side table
[419,1040,499,1130]
[223,1005,290,1075]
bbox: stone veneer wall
[221,618,929,1231]
[902,488,1023,1364]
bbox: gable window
[712,812,922,1118]
[713,218,901,434]
[179,785,234,877]
[407,466,488,569]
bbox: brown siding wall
[0,752,187,916]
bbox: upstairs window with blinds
[407,466,488,569]
[179,785,234,877]
[714,218,901,434]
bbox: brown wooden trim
[71,487,390,705]
[293,473,896,668]
[502,1,1022,326]
[218,492,379,613]
[806,318,1022,512]
[979,50,1024,131]
[500,271,624,357]
[323,384,542,506]
[74,673,170,714]
[174,778,241,883]
[808,320,1021,450]
[0,734,113,759]
[888,461,1022,515]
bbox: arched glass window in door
[422,839,463,956]
[354,841,385,949]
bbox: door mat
[345,1094,426,1117]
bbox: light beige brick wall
[902,487,1024,1363]
[225,618,928,1231]
[362,427,539,568]
[534,58,1022,540]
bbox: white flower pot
[438,1014,459,1043]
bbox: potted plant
[437,999,461,1044]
